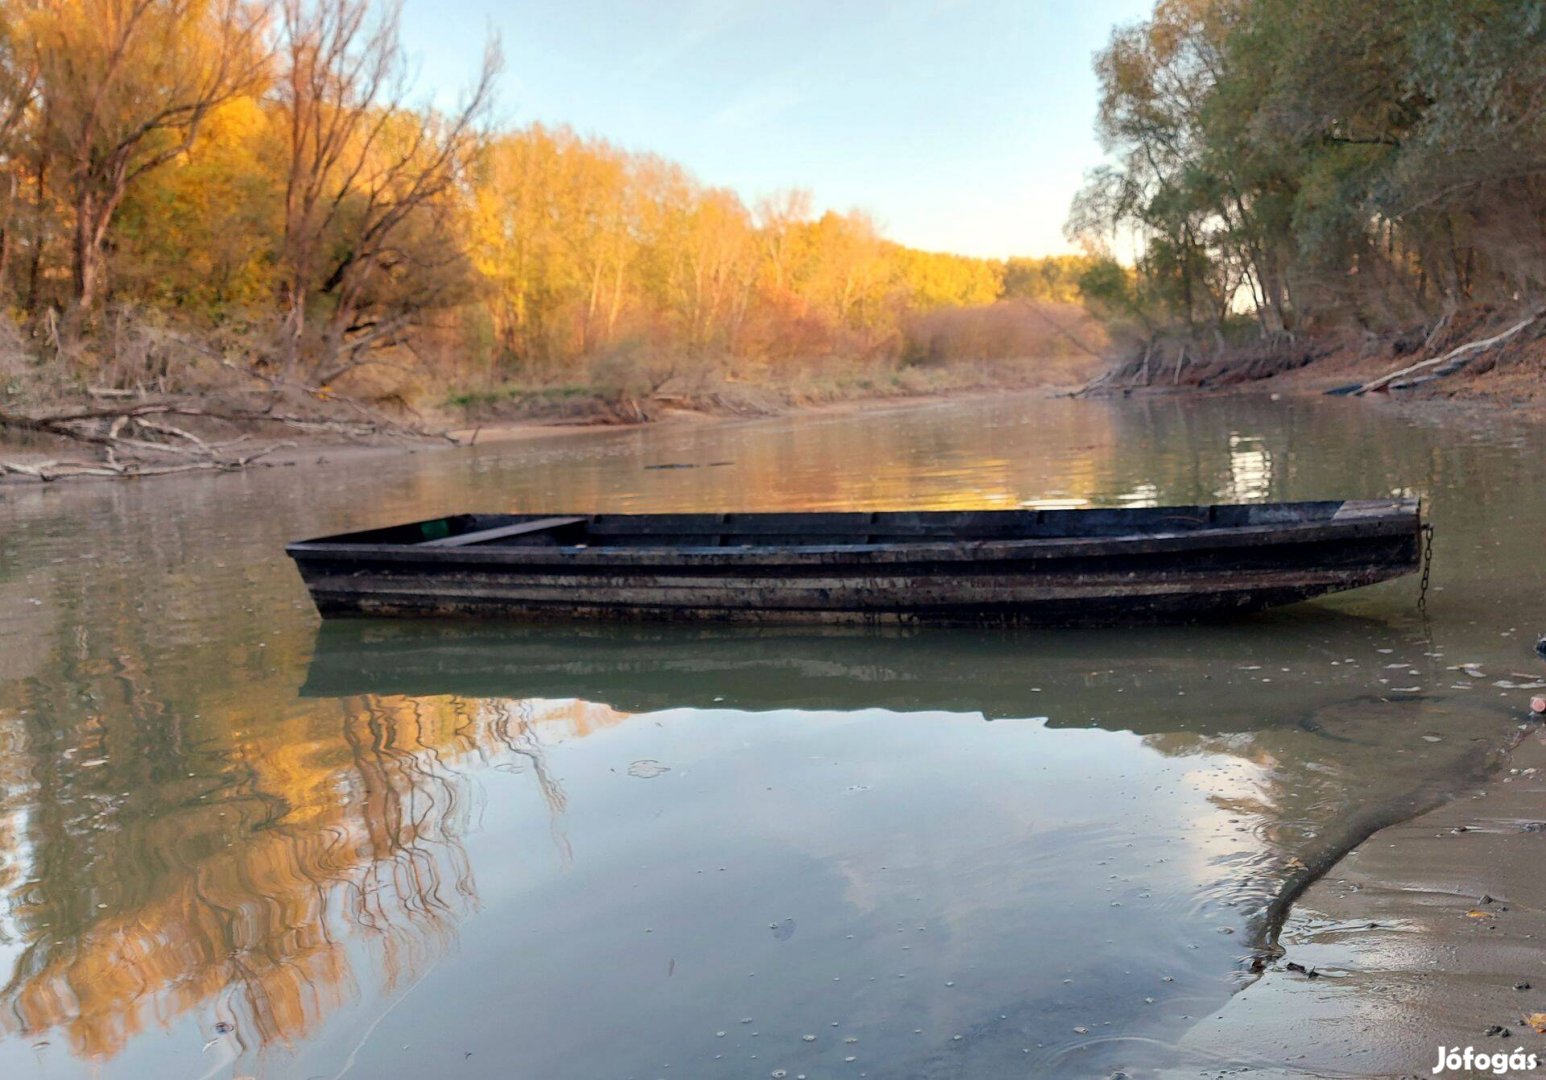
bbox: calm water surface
[0,393,1541,1078]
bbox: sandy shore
[1170,711,1546,1077]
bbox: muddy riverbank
[0,384,1054,484]
[1086,305,1546,427]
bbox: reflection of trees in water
[489,698,574,863]
[0,676,625,1067]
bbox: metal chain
[1417,522,1435,613]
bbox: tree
[1072,0,1546,346]
[112,95,282,312]
[24,0,268,322]
[0,7,40,295]
[274,0,498,380]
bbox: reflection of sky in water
[1222,433,1273,502]
[1018,495,1090,510]
[1118,482,1161,508]
[0,392,1542,1077]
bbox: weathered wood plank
[302,565,1397,607]
[418,515,585,548]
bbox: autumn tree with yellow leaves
[0,0,1099,405]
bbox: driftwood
[0,442,292,482]
[0,391,449,482]
[1353,310,1544,395]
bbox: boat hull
[286,501,1423,626]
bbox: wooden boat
[286,498,1423,625]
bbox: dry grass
[901,299,1106,371]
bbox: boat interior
[296,501,1374,551]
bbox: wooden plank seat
[418,516,586,548]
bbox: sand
[1171,717,1546,1076]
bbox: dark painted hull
[286,500,1423,626]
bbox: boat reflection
[301,613,1425,733]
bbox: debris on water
[802,1035,816,1042]
[627,759,671,779]
[1484,1024,1512,1038]
[1285,962,1307,974]
[771,919,796,941]
[1073,1026,1089,1035]
[1515,982,1532,991]
[1531,696,1546,714]
[1526,1013,1546,1034]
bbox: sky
[399,0,1154,259]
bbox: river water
[0,393,1541,1078]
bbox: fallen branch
[1,397,443,442]
[131,415,209,449]
[1354,310,1544,394]
[0,374,457,483]
[0,441,293,482]
[0,460,125,480]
